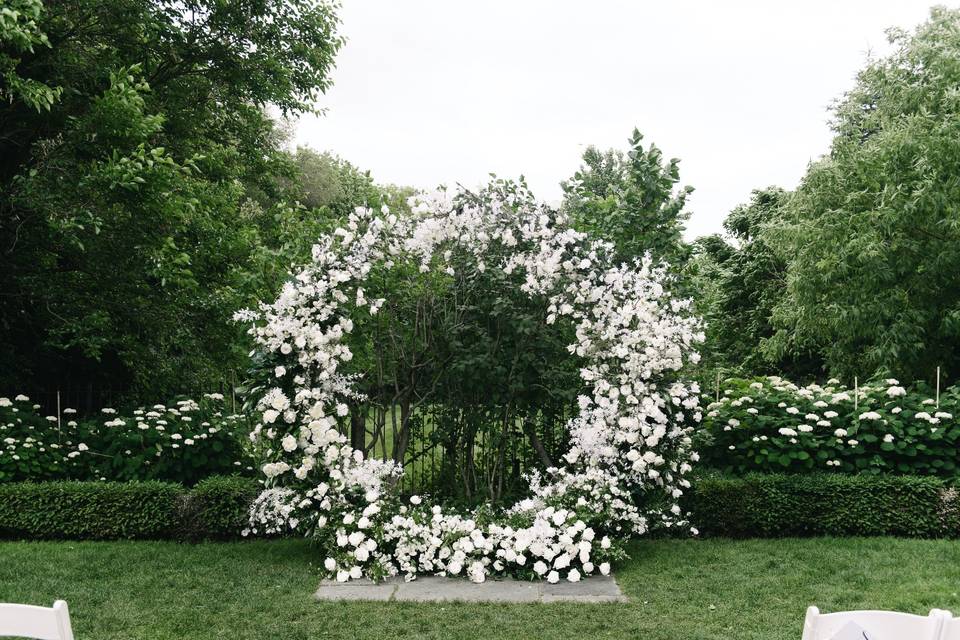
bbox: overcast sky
[293,0,939,239]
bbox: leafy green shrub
[75,396,254,485]
[0,393,255,484]
[0,395,75,481]
[700,377,960,476]
[178,475,260,540]
[0,481,185,539]
[685,474,951,538]
[0,476,261,540]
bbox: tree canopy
[0,0,345,399]
[5,1,960,404]
[764,7,960,382]
[561,128,693,268]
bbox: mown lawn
[2,537,959,639]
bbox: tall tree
[0,0,343,400]
[689,187,821,379]
[766,8,960,382]
[288,148,382,214]
[561,128,693,267]
[715,188,791,372]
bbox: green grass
[2,537,960,639]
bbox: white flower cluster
[0,394,252,481]
[378,499,609,584]
[706,375,960,474]
[238,185,702,582]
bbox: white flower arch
[238,183,703,583]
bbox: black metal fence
[359,404,571,504]
[3,385,566,503]
[1,379,242,419]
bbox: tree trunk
[524,417,553,468]
[350,405,366,452]
[392,396,412,465]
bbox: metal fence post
[936,366,941,409]
[854,376,858,414]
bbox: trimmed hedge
[685,473,953,538]
[178,475,261,540]
[0,481,185,540]
[0,476,259,541]
[3,474,958,541]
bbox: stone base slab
[315,575,627,604]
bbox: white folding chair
[0,600,75,640]
[801,606,949,640]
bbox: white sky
[293,0,940,239]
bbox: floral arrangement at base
[238,181,703,583]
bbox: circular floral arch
[238,183,703,583]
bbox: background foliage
[561,128,693,270]
[695,8,960,385]
[763,8,960,383]
[3,1,960,499]
[0,0,347,400]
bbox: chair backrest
[0,601,74,640]
[939,614,960,640]
[802,606,949,640]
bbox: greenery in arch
[350,180,584,505]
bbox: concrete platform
[315,574,627,603]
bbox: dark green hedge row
[0,476,258,541]
[178,475,261,540]
[3,474,958,541]
[685,474,956,538]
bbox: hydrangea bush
[701,376,960,476]
[237,182,703,583]
[0,395,72,482]
[0,394,253,484]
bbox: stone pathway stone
[315,575,627,603]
